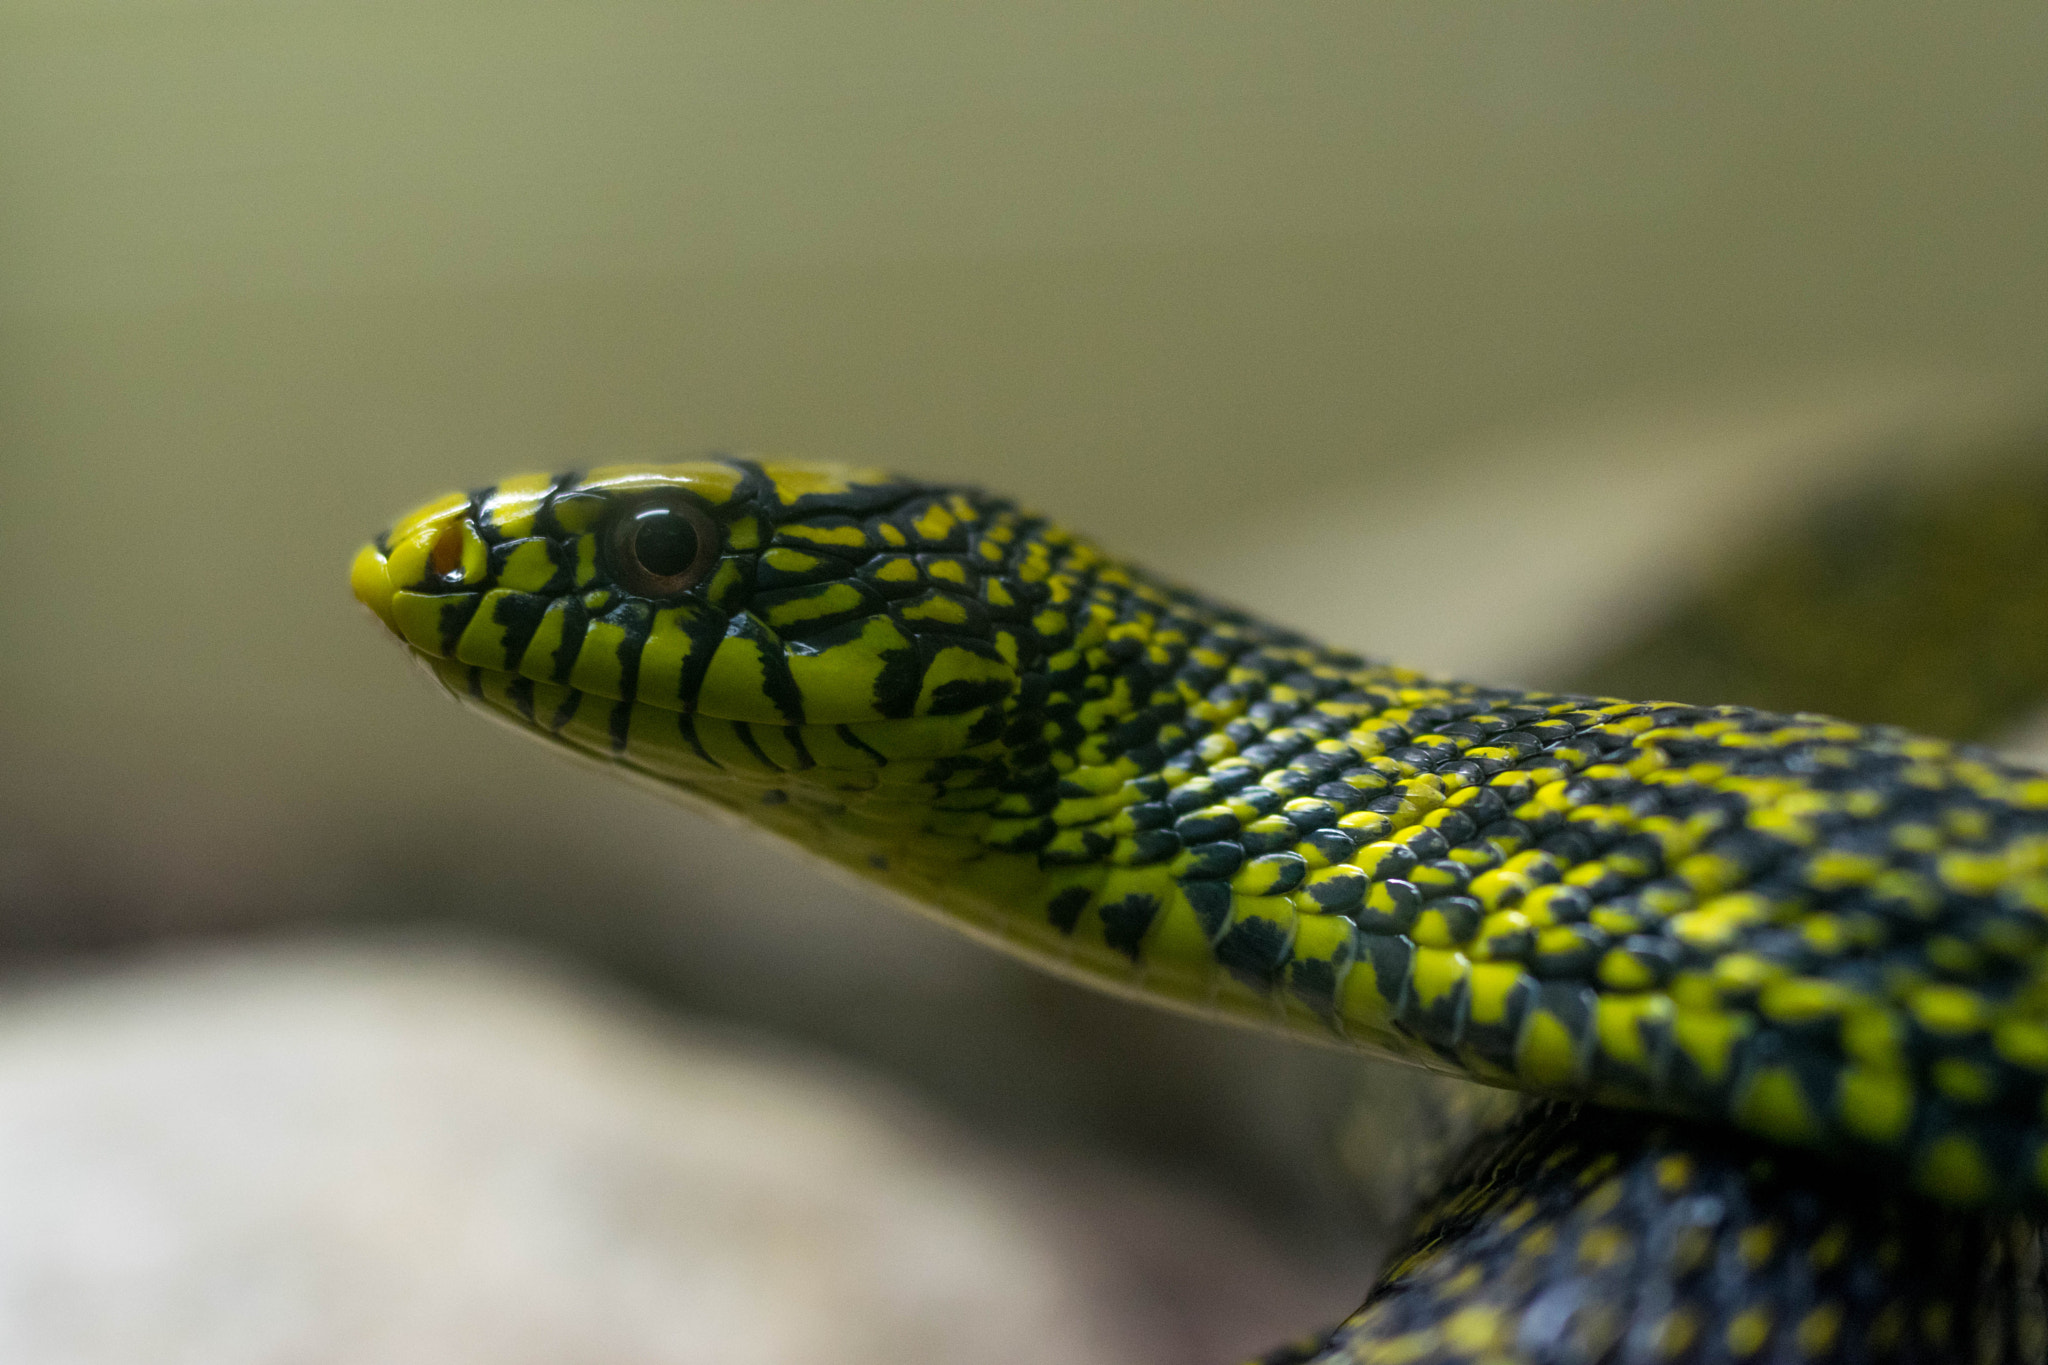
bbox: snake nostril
[429,523,467,584]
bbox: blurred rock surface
[0,936,1343,1365]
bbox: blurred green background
[4,4,2048,1359]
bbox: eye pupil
[633,510,699,578]
[608,497,719,598]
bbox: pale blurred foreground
[0,936,1339,1365]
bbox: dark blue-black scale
[1260,1103,2048,1365]
[432,593,482,656]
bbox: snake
[351,458,2048,1364]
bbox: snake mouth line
[414,649,758,765]
[404,641,1009,795]
[350,529,1016,732]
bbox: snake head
[348,459,1116,788]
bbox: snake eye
[608,497,721,599]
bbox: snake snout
[351,491,483,656]
[349,542,399,635]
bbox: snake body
[1287,1102,2044,1364]
[353,459,2048,1362]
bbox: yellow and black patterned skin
[354,458,2048,1362]
[1263,1104,2046,1365]
[352,459,2048,1214]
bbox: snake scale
[352,458,2048,1364]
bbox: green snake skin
[352,458,2048,1364]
